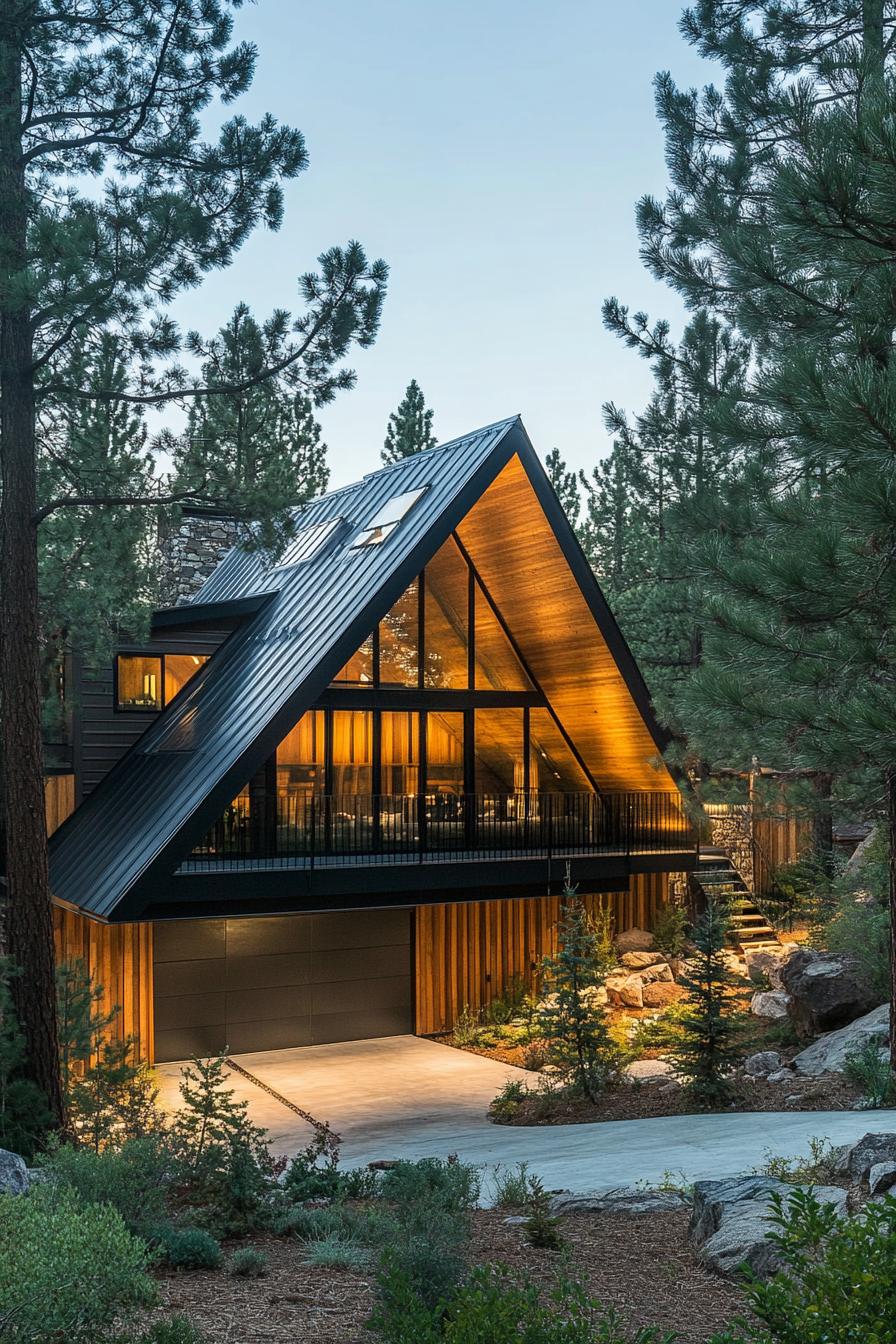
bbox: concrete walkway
[155,1035,896,1198]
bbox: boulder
[751,990,791,1020]
[605,973,644,1009]
[791,1003,890,1076]
[744,1050,783,1079]
[745,948,789,989]
[639,962,675,986]
[690,1175,847,1279]
[780,949,877,1037]
[767,1068,794,1084]
[0,1150,29,1196]
[616,927,655,953]
[869,1162,896,1197]
[552,1184,689,1215]
[831,1132,896,1183]
[620,951,667,971]
[642,982,686,1009]
[624,1059,678,1087]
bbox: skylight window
[272,517,342,569]
[351,487,428,549]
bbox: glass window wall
[379,581,419,686]
[474,708,525,794]
[423,540,469,688]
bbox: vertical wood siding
[53,906,154,1062]
[753,813,812,897]
[44,774,75,836]
[414,873,673,1035]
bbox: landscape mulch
[147,1209,748,1343]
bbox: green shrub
[0,957,54,1160]
[452,1005,482,1047]
[0,1185,155,1342]
[379,1155,480,1214]
[709,1190,896,1343]
[752,1136,839,1185]
[666,899,749,1108]
[154,1223,222,1270]
[167,1054,275,1235]
[281,1122,343,1203]
[522,1172,563,1251]
[304,1232,371,1269]
[228,1245,268,1278]
[37,1135,170,1238]
[537,888,621,1101]
[376,1157,481,1310]
[490,1161,531,1209]
[521,1040,548,1070]
[489,1078,527,1122]
[271,1202,346,1240]
[371,1264,675,1344]
[652,900,688,959]
[483,977,529,1026]
[843,1037,894,1109]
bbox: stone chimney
[158,508,239,606]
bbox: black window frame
[113,650,208,714]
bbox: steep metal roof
[49,418,524,919]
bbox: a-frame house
[49,417,696,1062]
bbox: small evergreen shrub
[708,1190,896,1343]
[652,900,688,959]
[0,1185,155,1342]
[228,1245,268,1278]
[752,1136,839,1185]
[379,1155,480,1214]
[154,1223,223,1270]
[666,899,748,1107]
[537,884,621,1101]
[271,1202,346,1240]
[376,1157,480,1310]
[522,1172,563,1251]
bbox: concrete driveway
[155,1035,896,1198]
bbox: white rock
[690,1176,847,1280]
[766,1069,794,1084]
[552,1184,689,1215]
[868,1161,896,1196]
[0,1150,29,1197]
[751,990,791,1020]
[791,1004,890,1076]
[831,1132,896,1183]
[624,1059,678,1086]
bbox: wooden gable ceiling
[456,453,676,794]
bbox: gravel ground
[146,1209,748,1343]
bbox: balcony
[181,791,697,875]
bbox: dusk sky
[166,2,713,488]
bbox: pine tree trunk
[887,767,896,1073]
[0,31,64,1126]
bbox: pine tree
[174,304,330,551]
[669,899,746,1108]
[381,379,437,464]
[0,3,388,1123]
[544,448,581,528]
[616,0,896,1059]
[536,885,619,1102]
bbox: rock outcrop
[690,1175,847,1279]
[780,949,878,1037]
[791,1003,890,1076]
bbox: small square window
[116,655,163,711]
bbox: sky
[164,1,715,490]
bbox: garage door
[152,909,413,1062]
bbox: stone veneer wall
[158,511,239,606]
[706,804,754,889]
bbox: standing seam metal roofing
[49,418,522,919]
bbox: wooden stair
[692,847,781,953]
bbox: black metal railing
[182,791,697,872]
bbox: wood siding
[53,906,154,1062]
[415,873,673,1035]
[74,632,229,800]
[45,774,75,836]
[753,813,812,898]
